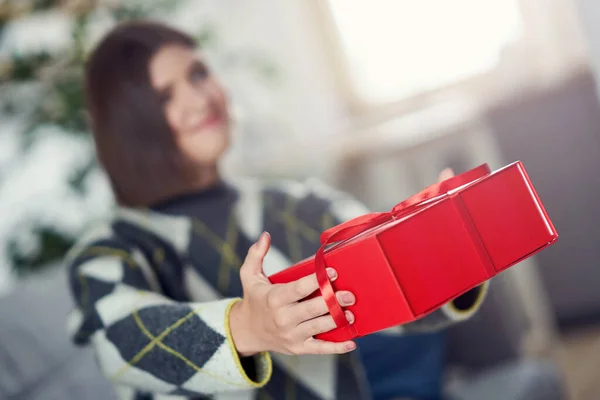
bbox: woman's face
[149,44,230,166]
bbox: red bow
[314,164,491,333]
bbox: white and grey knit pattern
[65,178,487,400]
[66,230,271,399]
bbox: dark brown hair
[85,20,197,207]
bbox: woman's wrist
[229,299,261,357]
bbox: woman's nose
[179,85,211,125]
[180,82,210,110]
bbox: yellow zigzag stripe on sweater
[264,195,324,242]
[111,308,199,380]
[192,216,241,295]
[217,214,240,293]
[80,246,139,268]
[191,218,243,266]
[111,305,257,389]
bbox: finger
[297,311,355,338]
[291,291,355,324]
[301,337,356,355]
[438,168,455,182]
[240,232,271,277]
[273,268,337,306]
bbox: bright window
[326,0,523,105]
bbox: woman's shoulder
[231,176,353,202]
[65,207,193,263]
[63,216,124,266]
[230,176,370,223]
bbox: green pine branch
[8,227,74,276]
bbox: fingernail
[341,292,355,305]
[257,231,269,249]
[345,342,356,351]
[326,268,337,280]
[345,310,355,324]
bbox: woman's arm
[66,236,271,396]
[67,227,356,396]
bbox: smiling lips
[194,111,225,132]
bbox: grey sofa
[0,266,117,400]
[0,265,566,400]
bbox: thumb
[438,168,455,182]
[241,231,271,277]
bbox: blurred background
[1,0,600,399]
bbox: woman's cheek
[208,79,228,108]
[165,105,180,134]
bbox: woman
[66,20,487,400]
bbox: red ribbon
[314,164,492,332]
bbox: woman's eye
[190,63,209,83]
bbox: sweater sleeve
[302,178,489,334]
[65,235,272,396]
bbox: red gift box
[268,161,558,342]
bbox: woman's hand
[438,167,454,181]
[229,232,356,357]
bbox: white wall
[573,0,600,95]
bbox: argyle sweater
[65,177,488,400]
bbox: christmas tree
[0,0,278,277]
